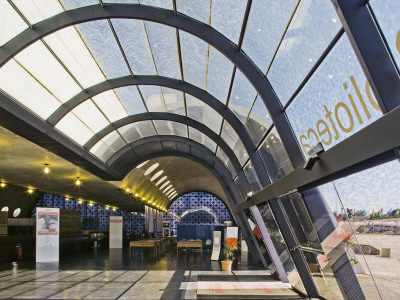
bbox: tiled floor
[0,248,304,299]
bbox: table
[177,240,203,257]
[129,240,158,257]
[145,239,162,255]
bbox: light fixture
[125,188,130,192]
[151,170,164,182]
[27,188,34,194]
[105,206,109,210]
[75,177,81,185]
[0,182,5,187]
[89,202,93,207]
[155,176,167,186]
[164,185,173,193]
[112,207,116,211]
[44,163,50,174]
[144,163,159,176]
[65,197,69,201]
[160,181,170,190]
[136,160,149,168]
[78,199,83,204]
[142,197,146,201]
[135,193,139,197]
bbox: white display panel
[36,207,59,262]
[109,216,123,249]
[211,231,221,261]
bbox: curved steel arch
[109,135,245,183]
[84,112,245,168]
[47,75,256,152]
[0,3,304,169]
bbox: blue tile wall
[163,192,233,235]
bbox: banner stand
[36,207,60,263]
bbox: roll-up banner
[211,231,221,261]
[109,216,123,248]
[36,207,60,262]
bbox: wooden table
[129,240,158,257]
[145,239,162,255]
[177,240,203,257]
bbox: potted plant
[221,243,237,271]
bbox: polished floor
[0,248,304,299]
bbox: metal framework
[0,3,304,169]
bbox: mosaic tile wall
[163,192,233,235]
[33,193,145,232]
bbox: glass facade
[0,1,399,299]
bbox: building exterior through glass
[0,1,399,299]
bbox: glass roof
[0,0,344,187]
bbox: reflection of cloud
[180,206,219,224]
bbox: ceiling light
[155,176,167,186]
[65,197,69,201]
[166,190,174,197]
[151,170,164,181]
[0,182,5,187]
[75,177,81,185]
[89,202,93,206]
[27,188,34,194]
[44,163,50,174]
[125,188,130,192]
[144,163,159,176]
[78,199,83,204]
[136,160,149,168]
[160,181,170,190]
[142,197,146,201]
[164,185,173,193]
[105,206,109,210]
[135,193,139,197]
[112,207,116,211]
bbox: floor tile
[118,282,169,300]
[10,271,59,281]
[14,281,77,299]
[139,271,175,282]
[48,281,106,299]
[83,282,132,299]
[0,281,49,299]
[59,270,102,281]
[35,270,81,281]
[113,271,147,282]
[87,271,126,282]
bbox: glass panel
[216,147,236,179]
[55,113,94,145]
[92,90,128,122]
[180,30,208,91]
[369,0,400,71]
[118,120,156,143]
[207,46,234,104]
[251,204,306,294]
[115,86,147,115]
[103,130,126,152]
[71,100,110,133]
[186,94,222,134]
[44,27,106,88]
[228,69,258,124]
[12,0,63,26]
[268,0,342,105]
[15,41,81,102]
[0,60,60,120]
[0,1,28,46]
[211,0,247,44]
[75,20,130,79]
[234,176,247,201]
[104,0,139,3]
[243,161,262,192]
[286,35,382,158]
[153,120,187,138]
[138,85,166,112]
[258,127,293,183]
[177,0,210,24]
[162,87,185,116]
[90,141,114,162]
[242,0,298,73]
[59,0,98,10]
[220,120,248,166]
[139,0,173,10]
[144,21,181,80]
[189,127,217,153]
[317,160,400,299]
[112,19,157,75]
[245,95,272,146]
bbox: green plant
[223,243,237,262]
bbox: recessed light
[156,176,167,186]
[136,160,149,168]
[160,181,170,190]
[151,170,164,181]
[144,163,159,176]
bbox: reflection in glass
[258,127,293,182]
[243,161,262,193]
[245,95,272,145]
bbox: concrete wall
[0,184,43,218]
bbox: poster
[211,231,221,261]
[36,207,59,262]
[109,216,123,248]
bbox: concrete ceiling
[120,156,227,208]
[0,125,226,211]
